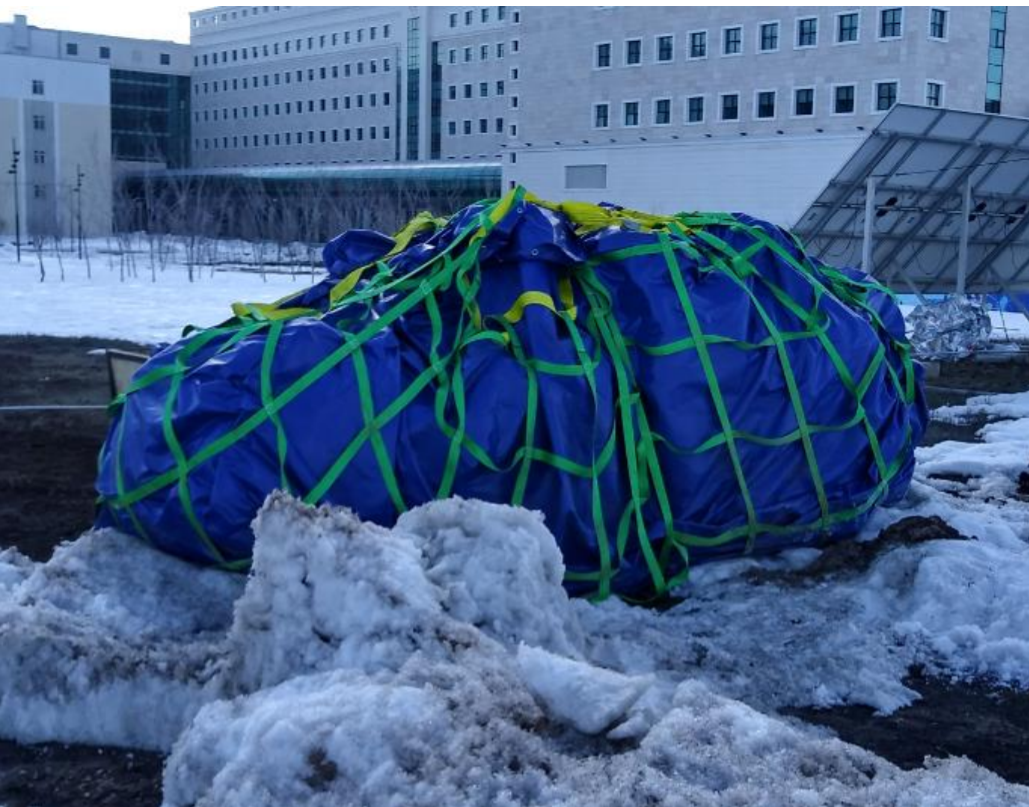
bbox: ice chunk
[398,498,585,657]
[516,644,651,734]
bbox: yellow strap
[329,265,368,306]
[502,279,578,324]
[229,302,316,322]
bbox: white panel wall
[505,132,866,227]
[0,53,110,105]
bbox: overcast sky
[1,0,201,44]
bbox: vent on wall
[565,163,607,190]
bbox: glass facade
[110,70,190,167]
[406,16,421,160]
[430,40,442,159]
[986,7,1007,114]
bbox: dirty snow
[0,483,1026,804]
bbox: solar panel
[794,104,1029,297]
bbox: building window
[449,48,456,64]
[33,150,45,165]
[480,81,488,97]
[625,38,642,65]
[480,44,489,60]
[465,10,472,25]
[495,117,503,133]
[875,80,898,111]
[756,90,776,118]
[463,120,472,135]
[464,46,472,62]
[723,26,742,55]
[512,39,519,52]
[654,98,671,124]
[880,8,903,39]
[449,12,457,28]
[687,95,704,123]
[720,93,739,121]
[986,7,1006,113]
[930,8,948,40]
[624,101,640,126]
[794,87,814,116]
[594,102,609,128]
[66,42,78,55]
[837,12,859,43]
[31,80,44,95]
[656,34,673,62]
[33,184,45,199]
[926,81,944,107]
[464,83,472,99]
[160,53,171,65]
[448,120,457,136]
[834,84,856,114]
[448,85,457,100]
[596,42,611,68]
[797,17,818,47]
[511,95,519,108]
[497,42,505,58]
[496,80,505,95]
[32,114,45,131]
[479,118,488,134]
[689,30,707,58]
[759,22,779,52]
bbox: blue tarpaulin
[96,189,927,599]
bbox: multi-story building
[0,13,190,237]
[189,5,522,167]
[188,5,1028,225]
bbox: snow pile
[2,486,1028,803]
[0,530,243,750]
[162,494,1029,807]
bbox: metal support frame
[956,176,973,296]
[861,176,876,275]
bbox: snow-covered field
[2,240,1029,346]
[0,241,310,344]
[2,238,1029,804]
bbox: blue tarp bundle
[96,189,927,599]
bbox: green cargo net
[100,188,918,601]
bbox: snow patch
[0,531,243,750]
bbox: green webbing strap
[667,224,830,531]
[657,231,760,550]
[691,226,894,489]
[575,269,667,596]
[260,320,291,494]
[350,338,407,514]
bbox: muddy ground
[0,335,1027,805]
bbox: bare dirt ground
[0,336,1027,805]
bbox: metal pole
[76,164,84,260]
[861,176,876,276]
[9,138,20,263]
[956,175,973,297]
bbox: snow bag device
[95,189,928,599]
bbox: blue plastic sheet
[96,194,927,598]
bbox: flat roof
[128,162,503,183]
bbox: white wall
[505,132,866,227]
